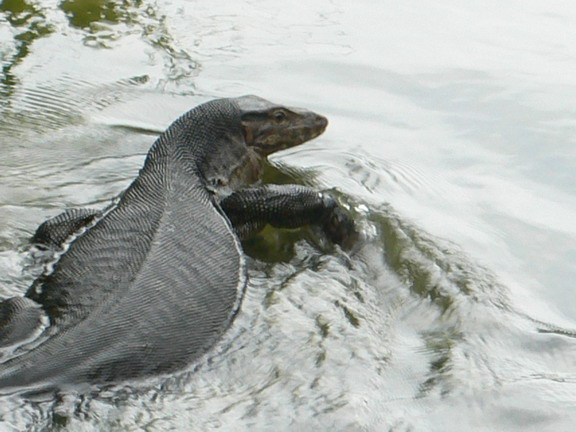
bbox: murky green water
[1,1,576,430]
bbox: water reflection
[60,0,130,29]
[0,0,198,109]
[0,0,53,98]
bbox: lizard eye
[273,110,287,122]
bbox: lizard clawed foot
[320,195,358,250]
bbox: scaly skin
[0,96,355,394]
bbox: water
[1,0,576,430]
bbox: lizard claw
[321,196,358,250]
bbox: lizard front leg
[0,209,102,348]
[31,208,102,251]
[220,184,357,249]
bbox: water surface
[1,1,576,430]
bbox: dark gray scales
[0,96,356,393]
[30,208,102,251]
[221,184,356,248]
[0,298,44,349]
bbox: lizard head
[235,95,328,156]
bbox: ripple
[0,75,150,136]
[284,146,441,197]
